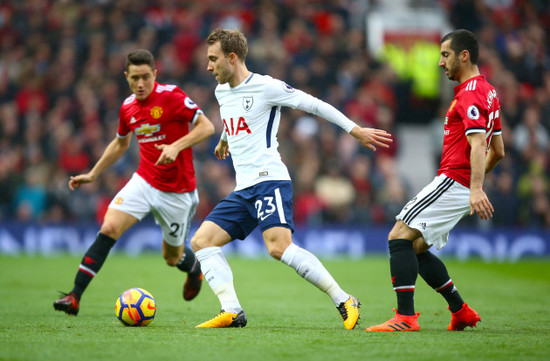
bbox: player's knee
[388,226,401,241]
[413,238,430,254]
[99,222,120,240]
[265,240,290,260]
[164,255,179,267]
[190,235,204,252]
[388,220,414,241]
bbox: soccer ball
[115,288,156,326]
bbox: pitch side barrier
[0,222,548,262]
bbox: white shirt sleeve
[220,129,228,142]
[295,92,358,133]
[264,76,358,133]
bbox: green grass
[0,254,549,361]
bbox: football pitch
[1,255,549,361]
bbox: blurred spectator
[487,170,519,226]
[517,151,549,227]
[512,103,549,161]
[0,0,547,229]
[12,167,48,221]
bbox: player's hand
[68,174,94,191]
[469,188,494,220]
[154,143,178,165]
[350,126,393,151]
[214,141,230,160]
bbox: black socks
[417,251,464,313]
[176,247,201,275]
[389,239,418,316]
[71,233,116,298]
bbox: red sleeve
[117,105,131,137]
[493,98,502,133]
[459,90,488,134]
[171,88,201,124]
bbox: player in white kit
[191,29,393,329]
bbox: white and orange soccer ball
[115,288,156,326]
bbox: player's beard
[446,58,460,81]
[215,71,229,85]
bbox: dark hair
[206,29,248,61]
[126,49,155,71]
[441,29,479,64]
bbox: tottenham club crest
[242,96,253,111]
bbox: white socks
[281,243,349,306]
[195,247,242,313]
[196,243,350,311]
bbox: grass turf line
[0,255,548,361]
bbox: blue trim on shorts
[205,180,294,240]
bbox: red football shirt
[438,75,502,187]
[118,82,201,193]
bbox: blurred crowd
[0,0,548,228]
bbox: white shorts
[396,174,470,249]
[109,173,199,247]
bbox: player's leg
[365,221,421,332]
[54,174,150,315]
[366,175,474,332]
[264,226,361,329]
[253,181,360,329]
[366,175,454,331]
[414,239,481,330]
[191,191,256,328]
[191,220,247,328]
[414,238,464,312]
[54,209,138,315]
[265,227,349,304]
[162,241,202,300]
[154,189,202,301]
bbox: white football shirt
[215,73,356,191]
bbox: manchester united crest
[150,106,163,119]
[242,96,253,111]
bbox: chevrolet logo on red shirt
[135,123,161,137]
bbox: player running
[365,29,505,332]
[54,49,214,315]
[191,29,392,329]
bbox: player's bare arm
[69,136,131,191]
[155,113,215,165]
[349,126,393,151]
[484,134,505,174]
[214,139,230,160]
[467,132,493,220]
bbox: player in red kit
[366,29,505,332]
[54,49,215,315]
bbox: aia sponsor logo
[223,117,251,136]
